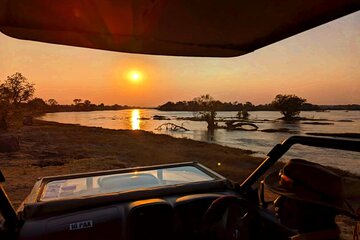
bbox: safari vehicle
[0,136,358,240]
[0,1,359,240]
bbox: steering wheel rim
[201,195,257,240]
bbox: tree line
[158,98,360,112]
[1,72,359,131]
[0,72,132,130]
[159,94,360,129]
[170,94,308,129]
[28,98,131,113]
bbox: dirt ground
[0,120,358,239]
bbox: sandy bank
[0,119,264,207]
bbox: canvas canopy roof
[0,0,359,57]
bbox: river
[39,110,360,175]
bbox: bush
[272,94,306,120]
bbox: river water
[39,110,360,175]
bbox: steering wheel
[201,195,258,240]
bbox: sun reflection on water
[131,109,140,130]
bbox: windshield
[40,166,215,202]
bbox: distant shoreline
[38,108,360,116]
[27,102,360,116]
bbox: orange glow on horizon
[1,12,359,106]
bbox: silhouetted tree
[242,109,250,119]
[1,72,35,105]
[237,109,250,119]
[193,94,218,130]
[28,98,47,110]
[96,103,104,110]
[0,73,35,129]
[158,101,174,111]
[47,99,58,106]
[73,99,82,105]
[84,100,91,106]
[244,101,255,111]
[272,94,306,120]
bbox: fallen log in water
[155,122,189,131]
[224,120,259,131]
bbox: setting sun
[128,71,142,83]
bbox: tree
[27,98,47,110]
[47,99,58,106]
[239,102,252,119]
[237,109,250,119]
[272,94,306,120]
[0,73,35,129]
[193,94,218,130]
[244,101,255,111]
[73,99,82,105]
[1,72,35,105]
[84,100,91,106]
[242,109,250,119]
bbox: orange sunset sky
[1,12,359,107]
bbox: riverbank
[1,120,358,239]
[0,119,264,207]
[39,109,360,174]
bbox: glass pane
[41,166,214,202]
